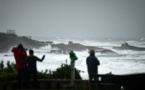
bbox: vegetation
[0,60,82,81]
[50,63,82,79]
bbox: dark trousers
[17,69,25,89]
[27,70,38,88]
[89,73,99,89]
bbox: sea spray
[1,38,145,80]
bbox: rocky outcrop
[50,41,118,54]
[96,49,118,55]
[51,41,102,51]
[113,42,145,51]
[0,33,51,53]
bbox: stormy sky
[0,0,145,38]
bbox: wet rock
[113,42,145,51]
[50,41,117,54]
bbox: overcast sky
[0,0,145,38]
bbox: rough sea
[1,37,145,80]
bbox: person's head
[70,50,73,53]
[17,44,24,50]
[29,49,34,55]
[89,49,95,56]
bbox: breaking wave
[1,38,145,80]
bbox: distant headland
[0,31,52,53]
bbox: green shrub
[52,63,82,79]
[0,60,82,81]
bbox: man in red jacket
[12,44,27,88]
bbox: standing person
[69,50,78,86]
[11,44,27,89]
[25,49,45,88]
[86,49,100,80]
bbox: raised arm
[36,55,45,62]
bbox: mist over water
[1,0,145,80]
[1,37,145,80]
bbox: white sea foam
[1,38,145,80]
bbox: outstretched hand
[42,55,45,60]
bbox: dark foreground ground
[1,73,145,90]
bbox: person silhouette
[11,44,27,89]
[86,49,100,80]
[25,49,45,88]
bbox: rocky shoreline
[0,33,118,55]
[2,33,144,55]
[0,33,51,53]
[49,41,118,55]
[113,42,145,51]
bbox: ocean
[1,37,145,80]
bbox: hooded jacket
[12,47,27,70]
[69,50,78,61]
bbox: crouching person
[25,49,45,89]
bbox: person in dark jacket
[11,44,27,88]
[86,49,100,80]
[25,49,45,88]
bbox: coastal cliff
[0,33,118,55]
[0,33,48,53]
